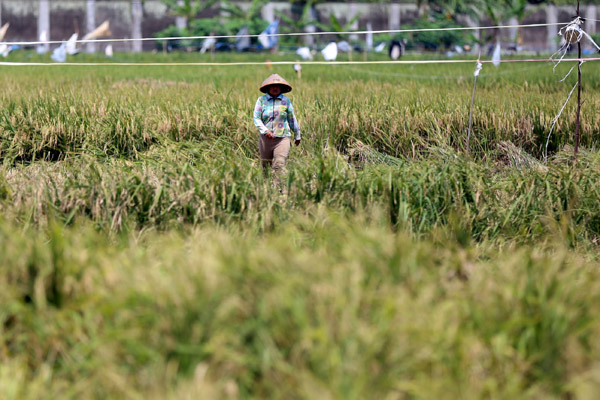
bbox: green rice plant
[1,53,599,163]
[1,143,599,248]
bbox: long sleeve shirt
[253,94,301,140]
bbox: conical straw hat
[260,73,292,93]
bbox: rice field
[2,51,600,399]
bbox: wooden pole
[574,0,582,158]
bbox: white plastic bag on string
[492,43,501,67]
[337,41,351,53]
[258,20,279,50]
[200,37,216,54]
[66,33,79,55]
[235,26,250,52]
[0,44,11,57]
[296,47,312,60]
[389,41,403,60]
[322,42,337,61]
[51,44,67,62]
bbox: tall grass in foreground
[1,212,600,399]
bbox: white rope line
[2,58,599,68]
[0,22,568,47]
[581,30,600,51]
[340,64,467,80]
[552,44,570,72]
[544,64,582,162]
[560,63,577,82]
[340,63,548,80]
[0,60,477,67]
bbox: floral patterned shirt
[253,94,301,140]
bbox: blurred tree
[275,0,318,45]
[418,0,529,45]
[315,12,361,41]
[502,0,543,45]
[420,0,482,21]
[219,0,270,35]
[160,0,219,29]
[220,0,269,23]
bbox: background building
[0,0,598,53]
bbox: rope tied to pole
[547,1,591,162]
[552,16,600,72]
[544,62,583,163]
[473,61,483,77]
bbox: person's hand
[294,139,301,146]
[265,131,275,139]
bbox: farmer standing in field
[253,73,301,191]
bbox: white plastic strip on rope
[582,30,600,51]
[0,22,568,47]
[473,61,483,77]
[545,74,580,162]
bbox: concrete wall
[0,1,597,52]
